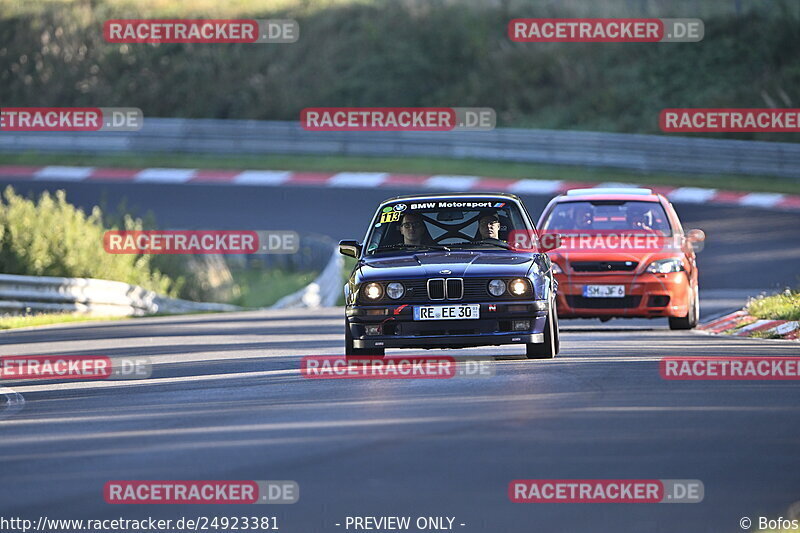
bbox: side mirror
[686,229,705,243]
[338,240,362,258]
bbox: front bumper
[347,300,549,349]
[555,272,690,318]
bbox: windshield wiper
[372,243,451,252]
[449,240,513,250]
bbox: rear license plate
[583,285,625,298]
[413,304,481,321]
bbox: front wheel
[345,319,385,357]
[526,303,559,359]
[669,286,699,330]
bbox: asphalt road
[0,177,798,532]
[1,309,799,533]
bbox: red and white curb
[698,310,799,340]
[1,165,799,211]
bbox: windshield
[365,199,531,254]
[541,200,672,236]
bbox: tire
[669,286,699,330]
[345,319,385,357]
[526,302,559,359]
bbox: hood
[356,251,535,282]
[549,250,685,274]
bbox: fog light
[365,325,382,336]
[512,320,530,331]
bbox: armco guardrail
[0,273,240,316]
[2,119,800,179]
[271,248,344,309]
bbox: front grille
[427,279,445,300]
[571,261,638,272]
[446,278,464,300]
[566,295,642,309]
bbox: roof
[382,192,522,203]
[555,187,662,202]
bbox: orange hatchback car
[537,188,705,330]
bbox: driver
[478,212,502,240]
[399,213,429,245]
[628,205,654,231]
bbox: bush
[0,186,182,296]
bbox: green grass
[0,313,127,330]
[747,290,800,321]
[230,268,317,308]
[3,152,799,195]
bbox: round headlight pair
[363,282,404,300]
[489,278,529,297]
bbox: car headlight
[386,282,404,299]
[509,278,529,296]
[488,279,506,296]
[551,262,563,274]
[363,282,383,299]
[646,258,684,274]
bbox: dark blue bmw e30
[339,193,560,359]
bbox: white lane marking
[424,175,480,190]
[0,386,25,420]
[8,368,300,394]
[328,172,388,187]
[667,187,717,203]
[508,179,564,194]
[233,170,292,185]
[134,168,196,183]
[739,192,785,208]
[34,166,94,180]
[0,415,460,445]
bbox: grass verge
[747,290,800,321]
[0,313,127,330]
[3,152,800,195]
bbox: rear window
[541,200,672,236]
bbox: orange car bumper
[555,272,691,319]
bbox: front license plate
[413,304,481,321]
[583,285,625,298]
